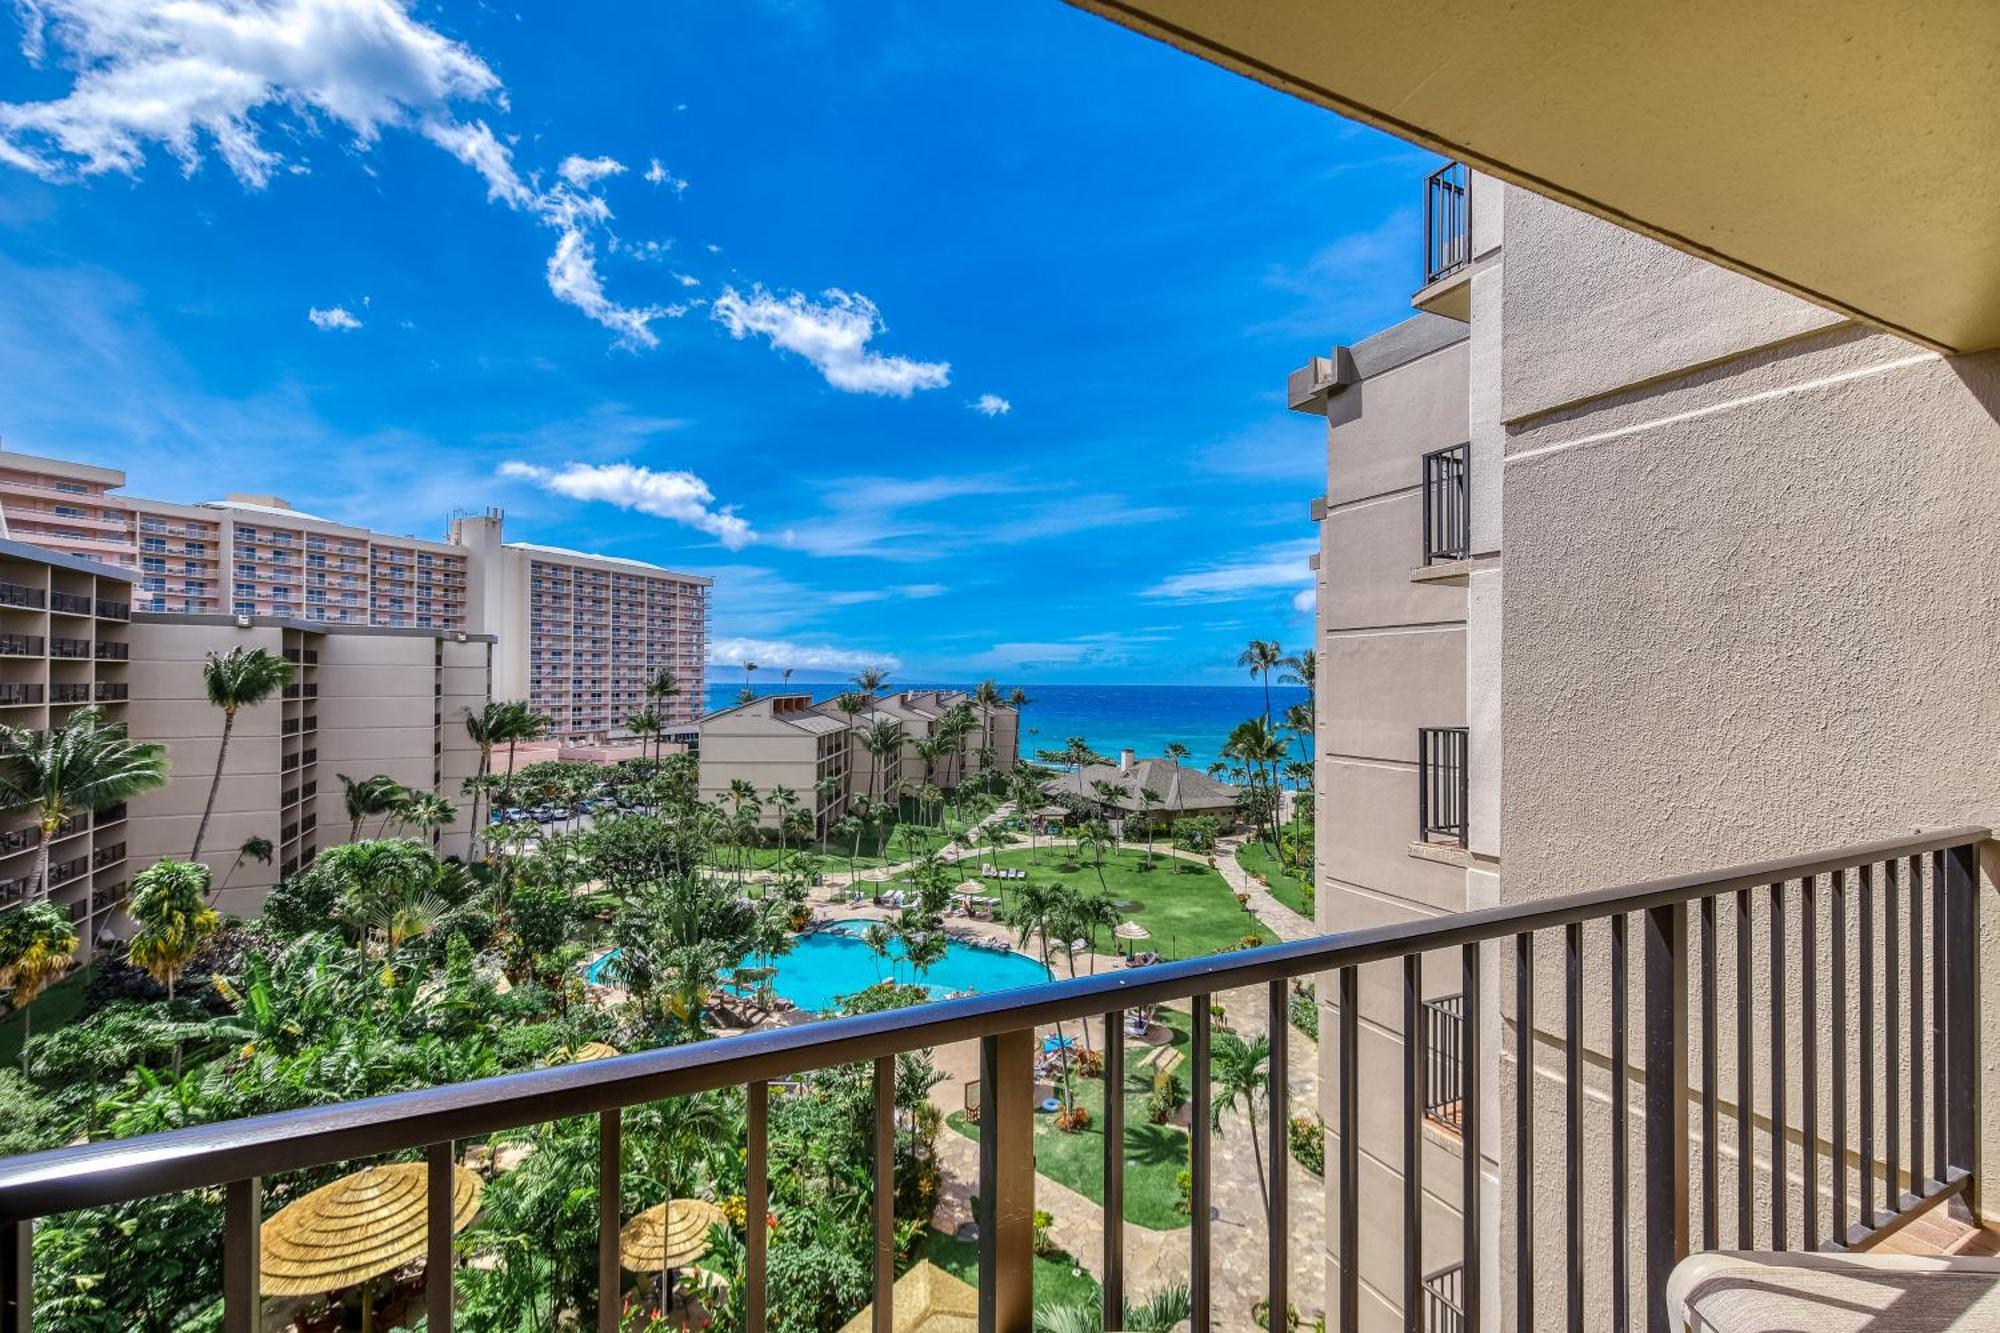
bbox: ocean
[702,681,1309,774]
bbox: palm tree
[397,790,458,843]
[1163,741,1192,828]
[1279,649,1317,735]
[0,706,168,935]
[494,700,552,801]
[769,785,801,862]
[625,708,663,764]
[339,772,407,841]
[1210,1032,1274,1210]
[1008,767,1044,866]
[972,679,1004,779]
[128,859,219,1008]
[1224,717,1289,851]
[0,903,76,1073]
[861,717,905,807]
[860,921,895,982]
[461,702,512,854]
[1137,786,1164,866]
[217,834,274,900]
[1238,639,1284,724]
[644,668,682,759]
[741,660,759,695]
[190,646,292,861]
[852,667,890,698]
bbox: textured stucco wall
[1500,189,1846,422]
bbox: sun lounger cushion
[1667,1250,2000,1332]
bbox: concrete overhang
[1067,1,2000,353]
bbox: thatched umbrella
[1113,919,1150,958]
[261,1162,483,1330]
[618,1198,725,1272]
[620,1198,727,1316]
[552,1041,621,1064]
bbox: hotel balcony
[1413,161,1473,321]
[0,829,1979,1332]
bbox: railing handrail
[0,824,1982,1222]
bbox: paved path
[1210,836,1316,941]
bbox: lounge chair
[1667,1251,2000,1331]
[1124,950,1162,968]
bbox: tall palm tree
[769,785,801,862]
[741,660,759,695]
[861,717,905,807]
[1223,717,1288,851]
[852,667,890,698]
[1163,741,1192,827]
[0,706,168,935]
[1137,786,1164,866]
[339,772,407,841]
[625,708,663,763]
[397,790,457,843]
[461,702,512,853]
[1210,1032,1274,1210]
[191,646,292,861]
[494,700,552,800]
[644,668,682,759]
[0,903,76,1072]
[972,679,1004,779]
[218,834,274,900]
[1237,640,1284,724]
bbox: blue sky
[0,0,1436,684]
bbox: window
[53,481,86,495]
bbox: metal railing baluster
[1405,955,1424,1327]
[1191,997,1213,1333]
[978,1030,1035,1333]
[1735,889,1753,1246]
[1610,914,1629,1333]
[1886,859,1902,1217]
[1859,863,1876,1233]
[747,1082,768,1333]
[1642,902,1688,1333]
[1338,968,1360,1333]
[1699,894,1718,1252]
[225,1177,260,1333]
[1770,881,1787,1248]
[873,1057,895,1333]
[1267,981,1288,1332]
[1515,932,1535,1333]
[1801,876,1819,1251]
[598,1110,621,1333]
[1832,868,1849,1244]
[1461,943,1482,1333]
[1564,923,1584,1333]
[1908,855,1925,1196]
[1103,1011,1125,1331]
[428,1142,454,1331]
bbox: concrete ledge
[1410,558,1473,586]
[1408,839,1472,868]
[1411,266,1473,322]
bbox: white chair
[1667,1250,2000,1331]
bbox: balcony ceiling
[1068,0,2000,353]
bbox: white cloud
[1144,540,1318,602]
[0,0,509,187]
[711,286,949,396]
[1292,587,1316,613]
[671,271,701,287]
[499,460,754,549]
[971,393,1012,417]
[544,227,680,348]
[708,636,899,675]
[307,305,362,331]
[644,157,688,194]
[825,583,948,605]
[421,117,531,207]
[558,154,625,188]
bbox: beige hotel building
[0,448,710,746]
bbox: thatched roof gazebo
[261,1162,483,1328]
[619,1198,726,1273]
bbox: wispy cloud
[1144,539,1317,602]
[971,393,1011,416]
[709,636,899,675]
[498,460,755,549]
[711,286,950,397]
[1292,587,1315,613]
[544,227,682,349]
[307,305,362,332]
[1255,207,1420,338]
[826,583,947,605]
[644,157,689,195]
[558,154,625,188]
[1196,417,1324,483]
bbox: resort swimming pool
[583,920,1053,1012]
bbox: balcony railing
[1423,161,1472,286]
[94,641,128,661]
[0,583,42,611]
[47,591,90,616]
[49,683,91,704]
[1421,993,1465,1132]
[94,598,129,621]
[1418,725,1469,846]
[0,829,1979,1333]
[0,636,42,658]
[0,684,44,706]
[93,682,129,703]
[1421,443,1471,565]
[48,637,91,659]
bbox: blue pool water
[584,921,1052,1012]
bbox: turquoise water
[705,682,1308,774]
[584,920,1052,1012]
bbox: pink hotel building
[0,449,710,743]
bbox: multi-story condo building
[123,614,493,915]
[450,512,710,745]
[1292,156,1999,1328]
[0,454,710,745]
[0,540,135,954]
[697,689,1019,836]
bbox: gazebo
[835,1260,979,1333]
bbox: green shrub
[1146,1070,1186,1124]
[1287,982,1319,1040]
[1287,1114,1325,1176]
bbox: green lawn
[731,841,894,874]
[984,846,1274,961]
[949,1019,1193,1232]
[0,969,90,1068]
[1235,841,1313,921]
[914,1227,1101,1311]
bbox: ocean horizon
[703,680,1309,774]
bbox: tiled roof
[1040,759,1243,811]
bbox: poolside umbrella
[1114,920,1150,957]
[621,1198,727,1311]
[261,1162,483,1327]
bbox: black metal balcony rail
[0,830,31,856]
[0,584,42,611]
[1421,443,1471,566]
[92,682,128,703]
[0,636,42,658]
[93,599,128,621]
[93,641,128,661]
[45,855,88,887]
[47,637,91,660]
[0,828,1981,1333]
[1418,725,1469,846]
[0,684,42,706]
[0,878,29,908]
[1421,993,1465,1132]
[1422,1263,1465,1333]
[1423,161,1472,286]
[90,843,124,870]
[48,683,90,705]
[46,592,90,616]
[93,804,126,827]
